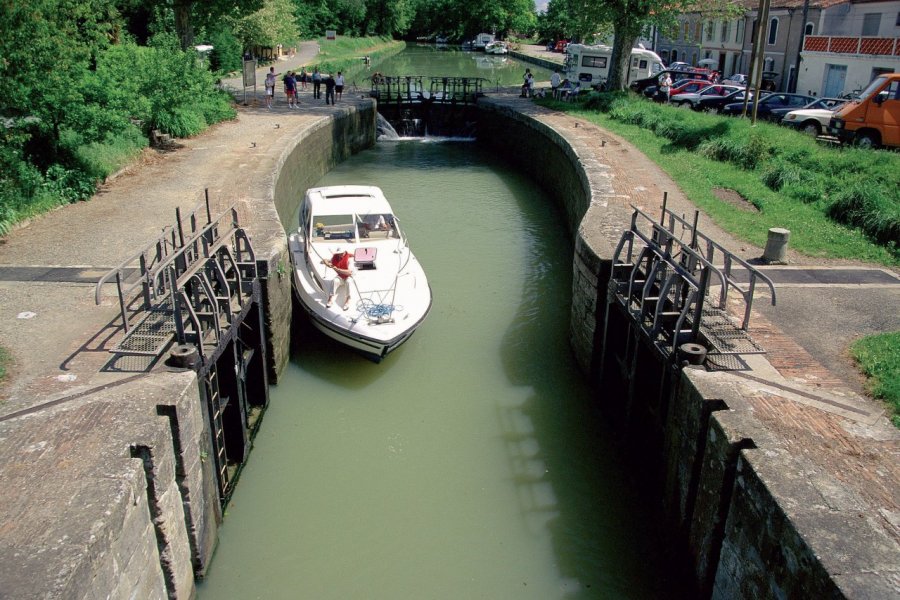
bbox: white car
[781,98,846,136]
[722,73,748,85]
[670,84,743,109]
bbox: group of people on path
[264,65,345,109]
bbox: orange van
[829,73,900,148]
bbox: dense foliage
[0,1,238,233]
[0,0,538,234]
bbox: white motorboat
[484,41,508,55]
[288,185,432,361]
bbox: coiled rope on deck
[356,298,402,319]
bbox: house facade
[797,0,900,96]
[655,0,898,93]
[656,14,750,77]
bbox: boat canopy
[303,185,399,245]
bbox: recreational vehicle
[472,33,495,50]
[564,44,664,88]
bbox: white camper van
[565,44,664,88]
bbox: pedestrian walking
[284,71,298,108]
[324,73,336,105]
[335,72,345,102]
[299,67,308,91]
[312,67,322,99]
[264,66,278,109]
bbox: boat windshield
[312,214,356,243]
[357,212,397,240]
[311,212,398,243]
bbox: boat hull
[288,225,432,362]
[299,298,425,362]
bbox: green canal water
[344,43,555,89]
[198,50,685,600]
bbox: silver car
[670,84,743,110]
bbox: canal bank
[0,73,896,599]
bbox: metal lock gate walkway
[602,196,777,373]
[96,192,269,505]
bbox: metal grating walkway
[111,306,176,356]
[698,306,766,355]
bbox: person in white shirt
[551,70,561,98]
[264,66,278,109]
[335,72,345,101]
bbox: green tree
[0,0,119,165]
[602,0,738,90]
[132,0,264,50]
[539,0,609,43]
[293,0,336,38]
[232,0,300,49]
[360,0,414,36]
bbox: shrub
[74,126,148,180]
[761,157,805,191]
[697,130,769,169]
[828,180,900,245]
[155,108,208,138]
[581,91,629,112]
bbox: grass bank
[536,93,899,266]
[310,36,405,89]
[851,332,900,426]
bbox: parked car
[830,73,900,148]
[554,40,569,53]
[629,69,714,94]
[696,89,760,113]
[668,61,691,70]
[721,73,748,86]
[721,93,815,121]
[643,77,714,100]
[781,98,846,136]
[671,84,744,109]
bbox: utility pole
[791,0,811,93]
[741,0,765,117]
[750,0,772,125]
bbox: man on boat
[323,246,353,310]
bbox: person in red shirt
[322,247,353,310]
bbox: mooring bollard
[763,227,790,263]
[677,343,707,366]
[168,344,200,370]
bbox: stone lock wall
[474,98,896,598]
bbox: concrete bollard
[763,227,790,263]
